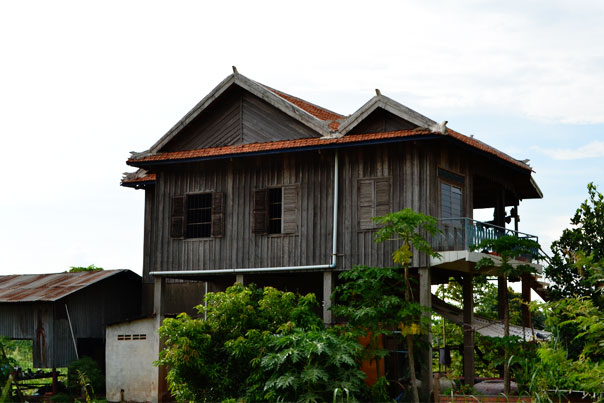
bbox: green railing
[434,218,539,253]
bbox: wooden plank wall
[148,151,334,275]
[159,87,320,152]
[144,141,481,276]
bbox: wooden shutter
[375,178,391,217]
[282,186,298,234]
[170,195,185,238]
[358,179,374,230]
[211,192,225,237]
[252,189,268,234]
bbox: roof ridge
[261,85,346,121]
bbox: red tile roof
[265,87,345,129]
[127,129,531,171]
[122,173,156,185]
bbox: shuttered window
[358,177,391,230]
[441,183,462,219]
[170,192,225,239]
[253,186,298,235]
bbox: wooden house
[122,69,543,397]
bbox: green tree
[68,264,103,272]
[546,182,604,309]
[372,208,441,403]
[333,208,440,403]
[473,235,541,395]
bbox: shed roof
[0,270,139,302]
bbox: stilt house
[121,69,544,399]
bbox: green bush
[67,356,104,394]
[156,283,366,402]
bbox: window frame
[185,192,213,239]
[437,168,465,220]
[170,191,225,240]
[253,185,299,235]
[357,176,392,231]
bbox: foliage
[67,356,104,395]
[260,328,366,402]
[156,283,365,402]
[0,339,16,386]
[528,298,604,398]
[333,208,441,403]
[332,266,427,360]
[546,183,604,309]
[68,264,103,273]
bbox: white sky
[1,1,603,276]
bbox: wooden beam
[522,274,532,331]
[463,273,475,386]
[323,271,333,325]
[419,267,433,401]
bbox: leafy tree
[372,208,441,403]
[156,283,366,402]
[333,208,440,403]
[68,264,103,272]
[546,183,604,309]
[473,235,541,395]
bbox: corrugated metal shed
[0,270,142,368]
[0,270,129,302]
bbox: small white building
[106,317,160,403]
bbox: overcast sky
[1,1,603,276]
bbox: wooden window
[268,188,282,234]
[187,193,212,238]
[170,192,225,239]
[441,182,462,219]
[253,186,298,235]
[358,177,391,230]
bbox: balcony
[430,218,541,273]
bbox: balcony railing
[433,218,539,253]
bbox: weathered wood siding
[143,138,533,278]
[160,87,320,152]
[347,108,417,135]
[145,151,334,280]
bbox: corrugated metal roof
[0,270,133,302]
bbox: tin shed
[0,270,141,368]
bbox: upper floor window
[253,186,298,235]
[170,192,225,239]
[358,177,391,230]
[186,193,212,238]
[441,182,462,219]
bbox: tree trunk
[406,334,420,403]
[503,278,511,395]
[404,266,420,403]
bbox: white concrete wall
[106,318,159,403]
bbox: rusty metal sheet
[0,270,129,302]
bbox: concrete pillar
[153,276,168,402]
[153,276,165,320]
[463,273,475,386]
[322,271,333,325]
[235,274,245,285]
[419,267,433,401]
